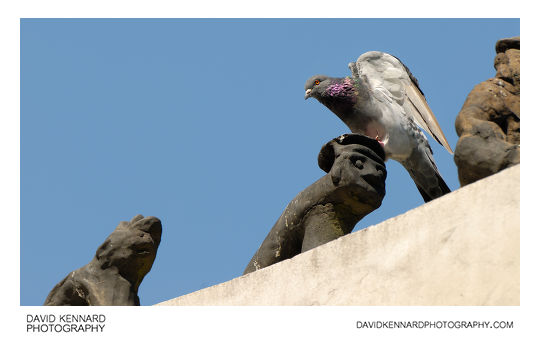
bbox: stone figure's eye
[314,80,320,85]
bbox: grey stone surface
[44,214,162,306]
[454,36,520,186]
[158,165,519,306]
[244,134,386,274]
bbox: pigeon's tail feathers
[412,170,451,203]
[401,143,451,203]
[435,172,451,195]
[414,183,432,203]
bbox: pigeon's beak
[304,89,312,100]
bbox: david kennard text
[26,314,106,333]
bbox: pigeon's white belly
[383,120,417,162]
[383,109,423,161]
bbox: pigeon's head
[304,75,333,100]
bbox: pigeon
[304,51,453,202]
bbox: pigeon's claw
[375,129,386,147]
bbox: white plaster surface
[158,165,519,306]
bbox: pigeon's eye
[314,80,320,85]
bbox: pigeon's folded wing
[351,51,453,154]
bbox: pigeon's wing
[349,51,453,154]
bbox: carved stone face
[95,215,162,286]
[319,134,387,204]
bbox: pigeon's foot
[375,130,387,148]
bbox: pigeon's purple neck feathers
[319,77,357,115]
[324,77,355,98]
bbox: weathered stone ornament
[244,134,386,274]
[454,37,520,186]
[44,215,162,306]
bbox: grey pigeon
[304,51,453,202]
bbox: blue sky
[21,18,519,305]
